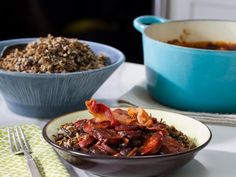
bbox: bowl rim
[0,38,125,77]
[143,19,236,54]
[42,108,212,160]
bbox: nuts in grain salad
[0,35,109,73]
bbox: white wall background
[155,0,236,20]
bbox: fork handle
[26,158,42,177]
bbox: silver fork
[7,127,42,177]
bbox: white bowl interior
[145,21,236,42]
[45,108,211,147]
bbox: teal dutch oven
[134,15,236,113]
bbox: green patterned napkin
[0,124,71,177]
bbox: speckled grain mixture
[0,35,108,73]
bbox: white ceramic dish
[43,108,212,177]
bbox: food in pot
[167,40,236,50]
[0,35,108,73]
[53,99,196,156]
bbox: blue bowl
[0,38,125,118]
[134,15,236,113]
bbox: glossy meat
[54,99,196,156]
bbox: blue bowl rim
[143,19,236,54]
[42,108,212,160]
[0,38,125,77]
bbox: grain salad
[0,35,108,73]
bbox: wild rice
[0,34,108,73]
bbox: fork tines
[7,127,31,154]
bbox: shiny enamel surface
[134,16,236,113]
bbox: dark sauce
[167,40,236,50]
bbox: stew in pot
[167,40,236,50]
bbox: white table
[0,62,236,177]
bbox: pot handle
[133,15,168,33]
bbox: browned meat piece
[140,132,163,155]
[113,108,128,115]
[118,130,144,140]
[83,120,111,135]
[75,119,87,130]
[113,108,136,125]
[77,134,95,148]
[128,107,153,127]
[95,143,117,155]
[86,99,120,126]
[92,128,122,144]
[160,136,188,154]
[147,124,169,136]
[115,124,140,131]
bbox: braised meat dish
[54,99,196,156]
